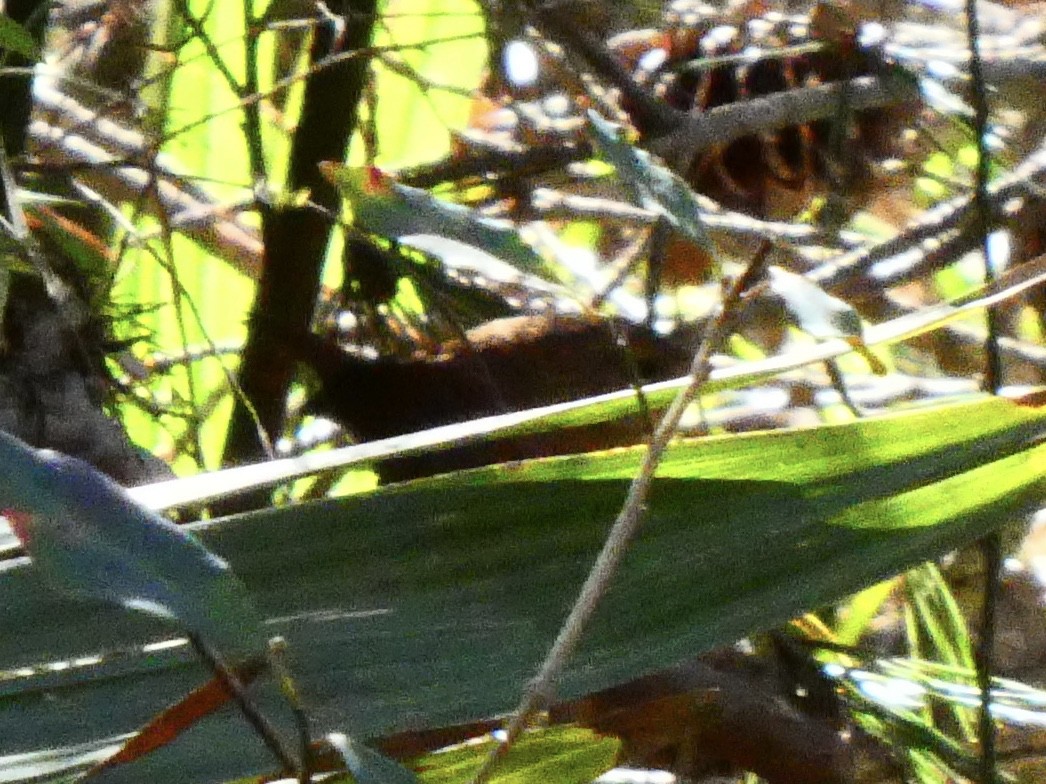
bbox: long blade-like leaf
[0,253,1022,524]
[0,397,1042,783]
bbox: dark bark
[0,0,47,157]
[221,1,378,487]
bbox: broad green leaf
[0,736,121,783]
[83,659,267,777]
[368,0,485,168]
[62,258,1042,517]
[0,14,37,60]
[321,164,554,279]
[0,431,265,659]
[5,256,1020,520]
[368,233,575,309]
[0,397,1042,783]
[587,110,712,254]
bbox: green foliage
[1,397,1043,781]
[7,1,1046,782]
[413,727,617,784]
[0,13,38,60]
[327,734,423,784]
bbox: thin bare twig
[397,74,917,197]
[526,1,681,137]
[807,136,1046,296]
[965,0,1001,779]
[397,143,588,189]
[164,32,484,143]
[172,0,246,100]
[189,635,302,778]
[653,72,920,168]
[470,246,771,784]
[528,187,866,249]
[240,0,268,187]
[29,79,264,276]
[268,637,313,784]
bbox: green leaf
[587,110,713,254]
[378,233,574,308]
[0,431,265,659]
[413,727,617,784]
[834,578,896,646]
[48,260,1040,515]
[320,164,554,280]
[0,397,1042,782]
[0,14,38,60]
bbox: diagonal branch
[470,245,771,784]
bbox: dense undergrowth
[1,1,1045,782]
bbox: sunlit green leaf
[0,397,1042,782]
[413,727,617,784]
[100,254,1046,513]
[0,14,38,60]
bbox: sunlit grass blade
[89,254,1046,513]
